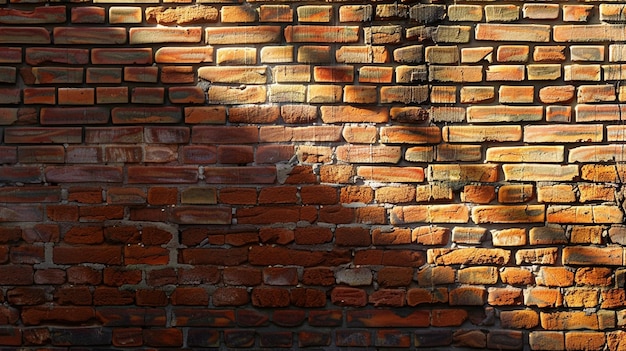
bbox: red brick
[0,27,50,44]
[71,6,105,23]
[21,305,95,326]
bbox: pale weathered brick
[443,125,521,143]
[503,164,579,182]
[522,4,559,20]
[563,5,593,22]
[554,24,626,42]
[484,5,520,22]
[448,5,482,22]
[467,106,542,123]
[564,64,601,81]
[475,24,550,42]
[524,124,603,143]
[486,146,564,163]
[572,45,605,62]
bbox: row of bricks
[0,268,624,309]
[2,3,625,25]
[0,325,623,350]
[3,122,626,143]
[0,159,623,183]
[5,44,626,67]
[10,23,626,46]
[1,249,624,288]
[0,105,624,127]
[0,284,625,326]
[3,139,626,168]
[0,164,623,188]
[4,244,626,288]
[0,139,624,165]
[0,181,617,206]
[4,84,626,109]
[1,228,626,264]
[3,201,623,226]
[10,64,626,87]
[0,325,622,350]
[6,207,626,245]
[0,325,598,350]
[6,214,626,250]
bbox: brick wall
[1,0,626,349]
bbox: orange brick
[525,288,563,308]
[565,332,606,351]
[500,310,538,329]
[536,267,574,287]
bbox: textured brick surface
[1,0,626,350]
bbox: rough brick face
[1,0,625,349]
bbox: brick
[476,23,550,42]
[391,38,428,58]
[154,46,214,63]
[25,48,88,66]
[285,25,359,43]
[260,46,293,63]
[467,105,542,122]
[538,184,576,203]
[503,164,579,182]
[426,46,459,64]
[500,310,539,329]
[432,25,471,43]
[198,66,267,84]
[486,146,563,163]
[524,124,603,143]
[539,85,575,103]
[429,65,482,82]
[145,5,218,25]
[572,45,604,61]
[428,248,510,266]
[497,45,529,63]
[527,64,562,80]
[297,45,331,63]
[364,25,402,44]
[461,47,493,64]
[484,4,519,22]
[563,246,623,266]
[522,4,559,19]
[0,27,50,44]
[563,5,593,22]
[208,86,266,104]
[576,104,626,122]
[259,5,292,22]
[565,64,601,81]
[448,5,482,22]
[356,166,424,183]
[499,85,533,103]
[381,86,429,104]
[205,26,281,45]
[130,27,201,44]
[462,110,506,131]
[321,106,387,123]
[336,45,388,63]
[428,164,498,183]
[109,6,142,23]
[273,65,310,83]
[338,4,373,22]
